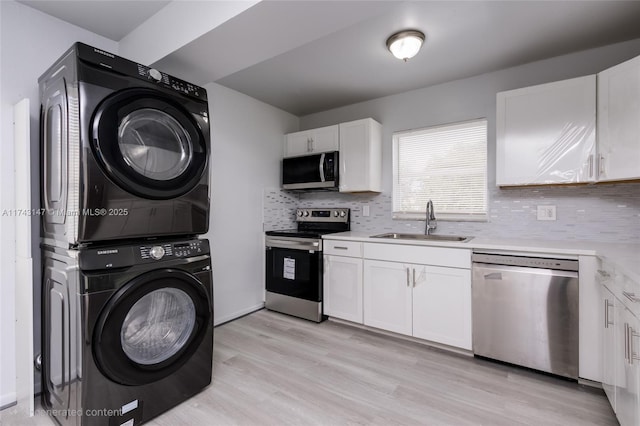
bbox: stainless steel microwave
[282,151,339,190]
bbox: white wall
[296,38,640,243]
[0,0,118,408]
[202,83,298,325]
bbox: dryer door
[93,269,211,386]
[91,88,208,199]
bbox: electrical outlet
[362,204,370,217]
[537,205,556,221]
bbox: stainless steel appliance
[472,253,579,379]
[42,238,213,426]
[265,208,350,322]
[282,151,339,190]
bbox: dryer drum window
[93,269,211,386]
[91,88,208,200]
[118,108,193,181]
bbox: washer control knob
[149,246,165,260]
[340,211,346,217]
[149,68,162,82]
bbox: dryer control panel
[75,42,207,101]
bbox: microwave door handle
[319,153,326,182]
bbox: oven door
[265,238,322,302]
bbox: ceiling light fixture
[386,30,425,62]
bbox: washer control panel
[140,240,205,261]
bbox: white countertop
[323,231,640,282]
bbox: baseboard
[213,303,264,327]
[0,392,17,410]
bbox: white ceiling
[17,0,171,41]
[17,0,640,116]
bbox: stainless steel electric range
[265,208,350,322]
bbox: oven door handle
[266,239,320,251]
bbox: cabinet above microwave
[283,118,382,193]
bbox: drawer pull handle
[333,246,348,250]
[623,291,639,303]
[597,269,611,278]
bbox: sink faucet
[425,200,437,235]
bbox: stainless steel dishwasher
[472,253,579,379]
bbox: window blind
[392,119,487,220]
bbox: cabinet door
[412,265,472,350]
[496,75,596,186]
[597,54,640,182]
[618,307,640,426]
[338,118,382,192]
[324,255,363,324]
[284,130,313,158]
[602,285,617,410]
[363,260,412,336]
[310,125,339,153]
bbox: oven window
[266,247,322,302]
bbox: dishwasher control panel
[472,253,578,271]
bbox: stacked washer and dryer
[38,43,213,426]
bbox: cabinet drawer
[324,240,362,257]
[363,243,470,269]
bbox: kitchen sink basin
[370,233,473,242]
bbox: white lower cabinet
[363,260,412,335]
[602,285,617,409]
[617,305,640,426]
[324,255,363,324]
[412,265,471,350]
[363,258,472,350]
[600,264,640,426]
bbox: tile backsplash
[263,183,640,243]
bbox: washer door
[93,269,211,386]
[91,88,207,199]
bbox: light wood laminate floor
[2,309,617,425]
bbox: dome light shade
[386,30,425,61]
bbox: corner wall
[202,83,298,325]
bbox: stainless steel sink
[370,233,473,242]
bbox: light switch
[362,204,370,217]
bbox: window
[392,119,487,221]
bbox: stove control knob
[149,246,165,260]
[333,211,339,217]
[303,211,310,217]
[297,210,303,217]
[149,68,162,82]
[340,211,346,217]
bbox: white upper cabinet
[338,118,382,193]
[284,125,339,158]
[497,54,640,187]
[496,75,597,186]
[597,54,640,182]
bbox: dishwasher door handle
[484,272,502,280]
